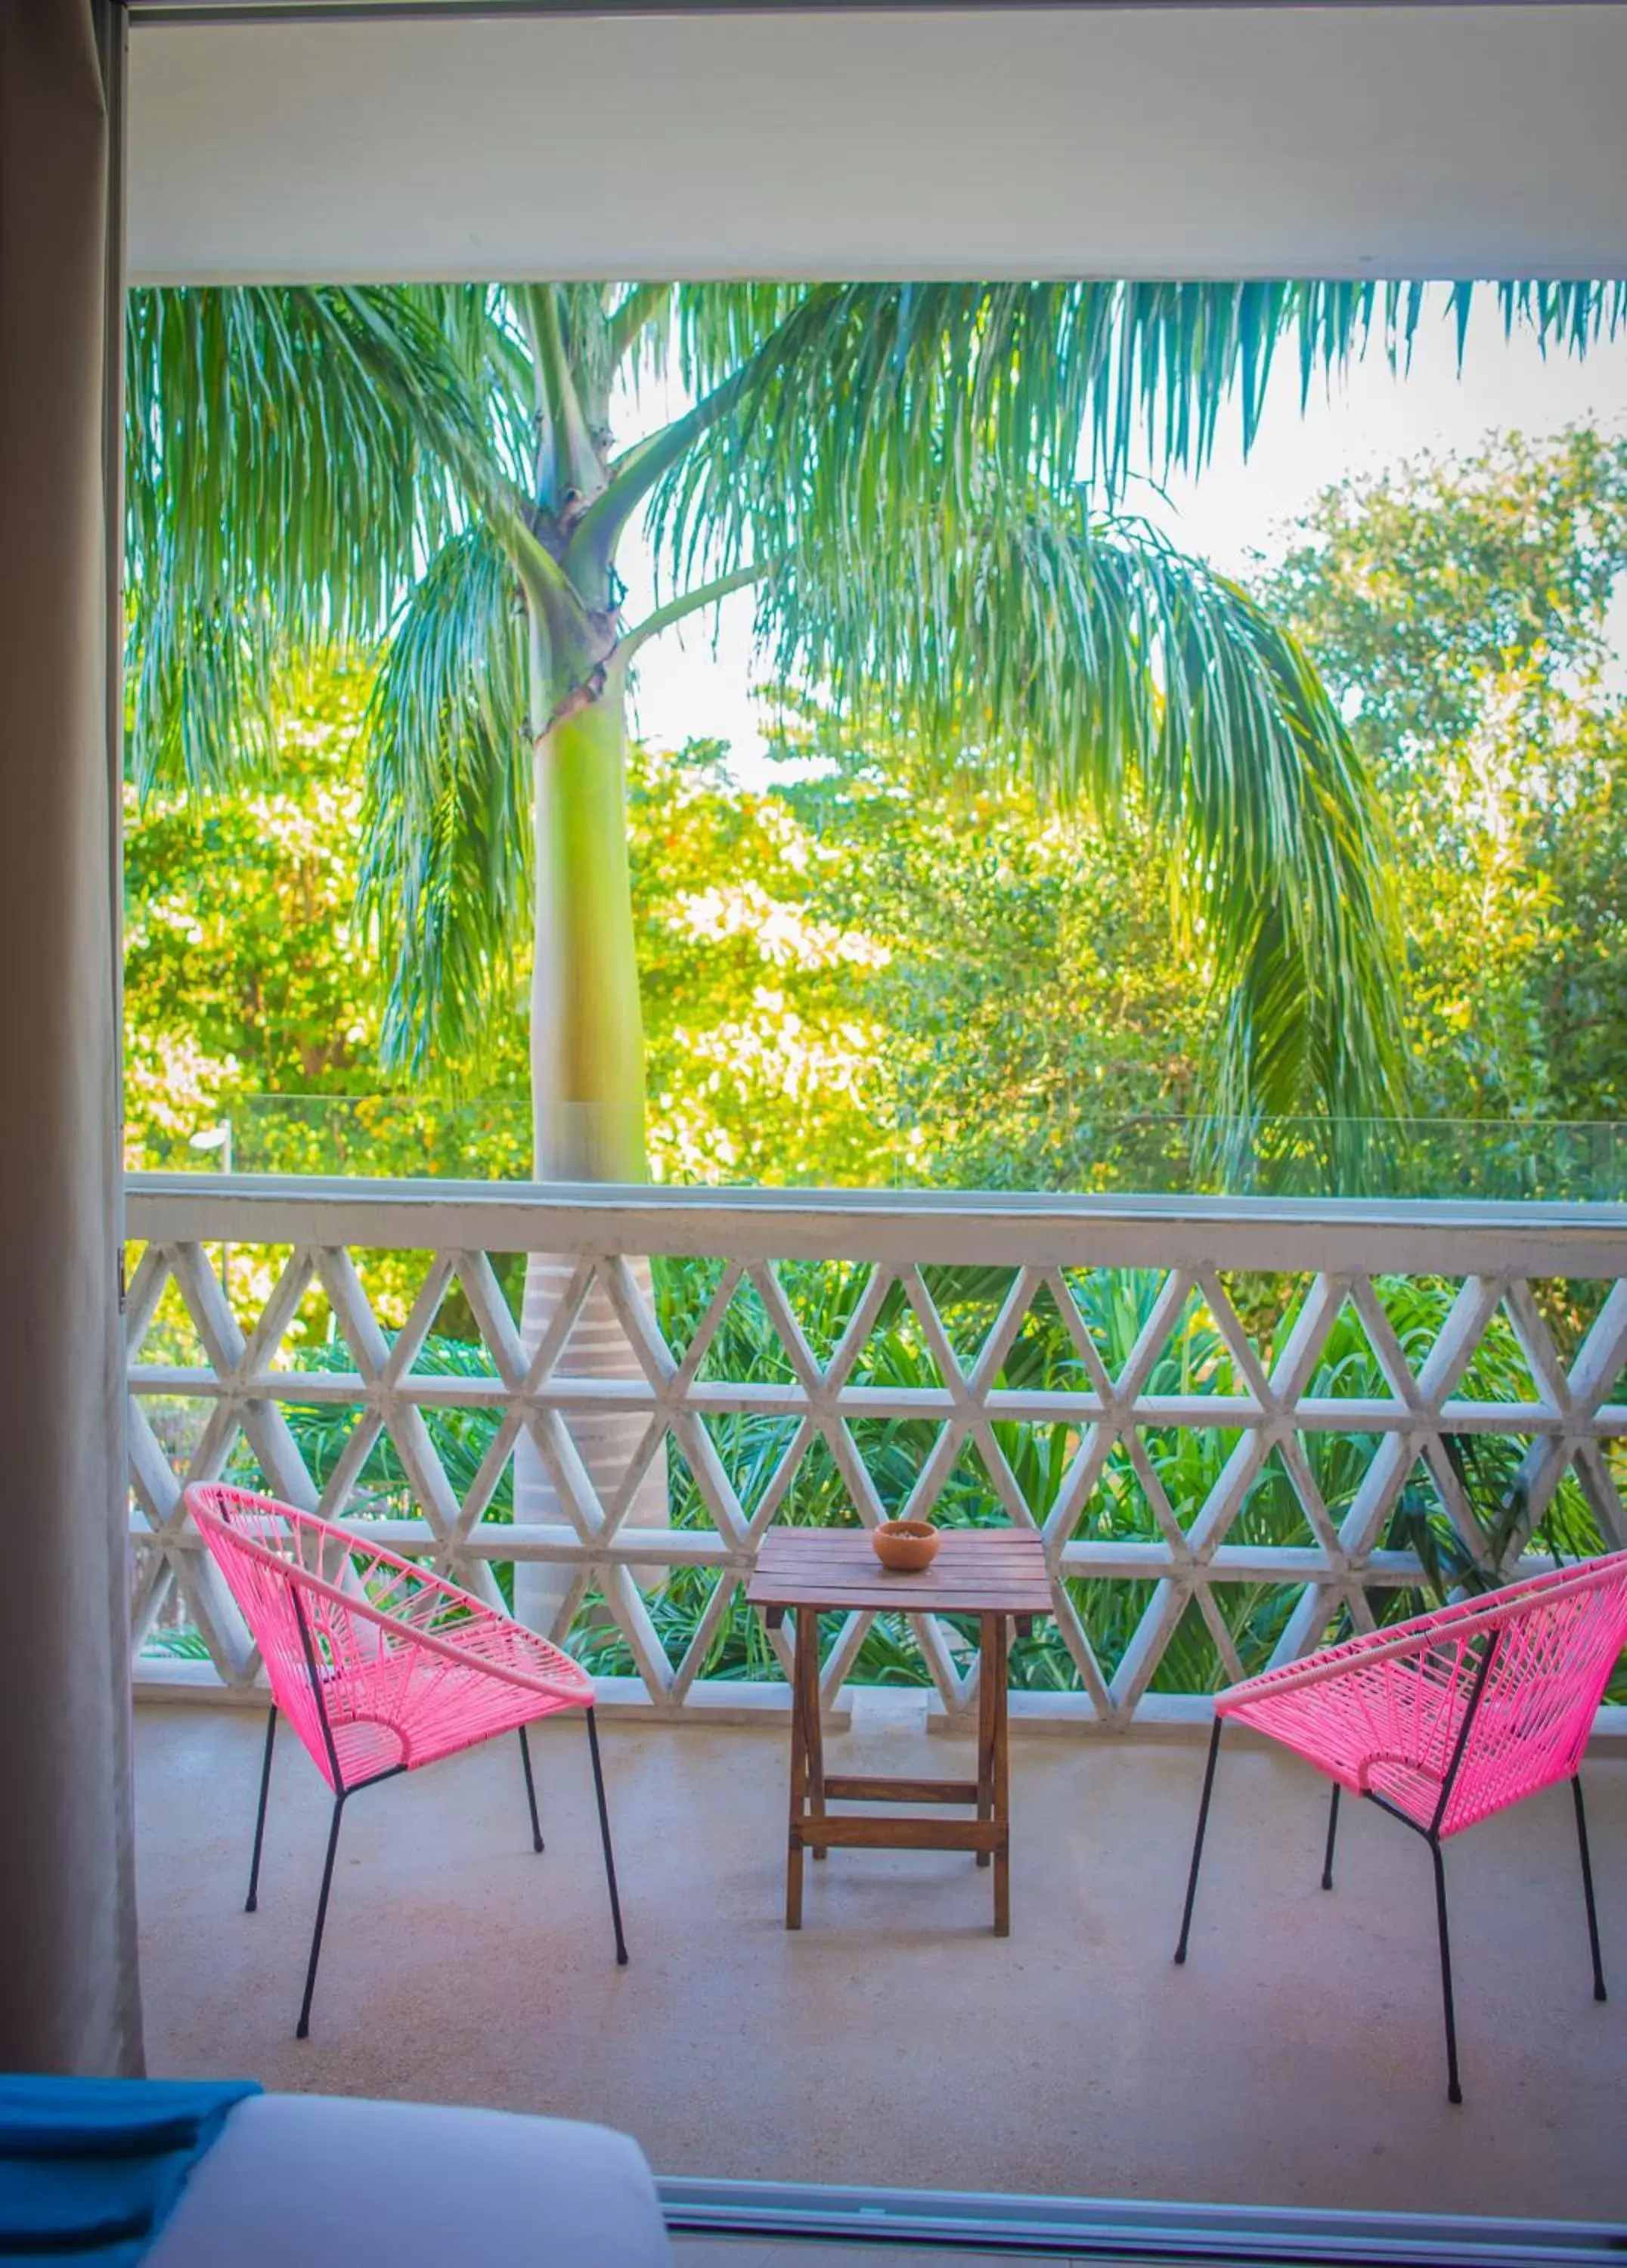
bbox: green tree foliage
[123,691,1204,1194]
[1261,426,1627,1124]
[125,426,1627,1201]
[138,282,1622,1183]
[122,659,531,1182]
[628,742,894,1185]
[731,715,1204,1189]
[632,734,1204,1190]
[123,661,383,1162]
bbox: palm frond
[605,283,677,376]
[442,286,537,492]
[125,285,498,789]
[123,581,286,792]
[1147,557,1407,1152]
[552,283,618,433]
[357,523,529,1077]
[652,280,1627,583]
[622,282,807,403]
[749,491,1406,1137]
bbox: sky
[614,294,1627,783]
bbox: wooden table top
[747,1526,1054,1617]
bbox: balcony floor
[136,1698,1627,2227]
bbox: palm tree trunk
[528,686,646,1184]
[513,665,668,1633]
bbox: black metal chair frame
[1172,1632,1608,2104]
[245,1589,628,2038]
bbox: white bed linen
[147,2090,672,2267]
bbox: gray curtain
[0,0,143,2074]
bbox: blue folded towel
[0,2074,260,2263]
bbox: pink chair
[187,1484,628,2037]
[1173,1552,1627,2101]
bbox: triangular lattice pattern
[126,1224,1627,1727]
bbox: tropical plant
[122,617,1627,1207]
[1262,426,1627,1128]
[128,280,1621,1192]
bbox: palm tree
[123,277,1622,1617]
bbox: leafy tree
[758,705,1205,1190]
[119,687,1220,1198]
[126,426,1627,1204]
[628,739,896,1185]
[126,281,1627,1191]
[122,658,532,1183]
[1262,426,1627,1127]
[123,659,380,1159]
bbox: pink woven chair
[1173,1551,1627,2102]
[187,1484,628,2038]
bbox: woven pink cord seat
[1173,1551,1627,2102]
[187,1484,628,2037]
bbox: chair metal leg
[296,1792,346,2040]
[519,1723,544,1853]
[584,1707,628,1966]
[246,1706,277,1913]
[1321,1783,1340,1892]
[1175,1716,1223,1964]
[1430,1839,1462,2105]
[1573,1774,1607,2003]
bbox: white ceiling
[128,5,1627,283]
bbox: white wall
[129,5,1627,284]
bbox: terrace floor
[136,1697,1627,2232]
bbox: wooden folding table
[746,1527,1054,1935]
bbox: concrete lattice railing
[126,1176,1627,1732]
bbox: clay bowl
[871,1518,941,1572]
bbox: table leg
[975,1613,996,1868]
[786,1604,811,1929]
[991,1613,1011,1936]
[804,1605,828,1861]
